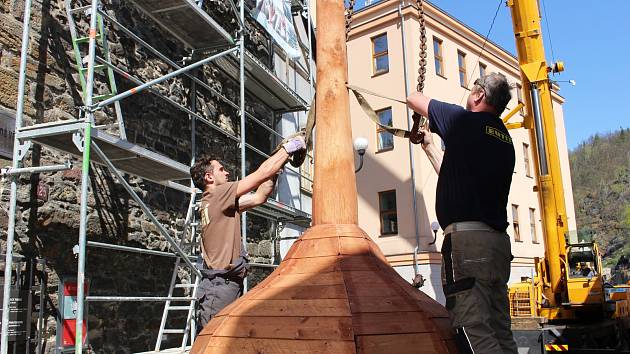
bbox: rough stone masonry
[0,0,281,352]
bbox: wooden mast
[312,0,358,226]
[189,2,456,353]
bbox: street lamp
[353,137,368,173]
[428,221,440,245]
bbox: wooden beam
[313,0,358,225]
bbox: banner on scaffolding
[0,108,14,158]
[252,0,302,60]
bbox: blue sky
[354,0,630,149]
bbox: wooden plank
[250,284,347,300]
[279,257,341,274]
[198,315,227,336]
[343,271,400,297]
[346,283,402,297]
[212,316,354,340]
[339,237,371,255]
[268,271,344,288]
[356,333,447,354]
[349,296,419,313]
[369,242,390,264]
[230,298,351,317]
[205,337,356,354]
[299,224,370,240]
[289,237,340,258]
[374,263,450,318]
[282,239,301,260]
[414,299,450,319]
[352,312,435,335]
[342,270,392,285]
[338,255,380,271]
[279,255,380,274]
[190,333,212,354]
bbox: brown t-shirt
[199,181,242,270]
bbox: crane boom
[507,0,570,312]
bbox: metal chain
[416,0,427,93]
[345,0,426,90]
[345,0,355,40]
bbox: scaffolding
[1,0,315,352]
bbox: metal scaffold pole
[0,0,33,352]
[239,0,248,293]
[75,0,100,351]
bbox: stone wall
[0,0,282,352]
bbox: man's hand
[419,125,433,150]
[282,135,306,155]
[418,125,443,175]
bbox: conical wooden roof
[191,224,457,353]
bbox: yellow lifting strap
[347,84,427,144]
[275,81,428,168]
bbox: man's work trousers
[441,227,518,354]
[196,276,243,329]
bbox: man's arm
[419,126,443,175]
[236,136,305,197]
[406,92,432,117]
[238,177,276,211]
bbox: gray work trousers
[196,276,243,329]
[441,227,518,354]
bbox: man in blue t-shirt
[407,72,518,353]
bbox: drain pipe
[399,1,423,287]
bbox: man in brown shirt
[189,135,306,328]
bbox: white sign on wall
[252,0,302,60]
[0,109,15,159]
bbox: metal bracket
[16,140,32,161]
[72,131,85,152]
[411,274,425,288]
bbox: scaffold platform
[128,0,233,50]
[17,120,190,186]
[215,50,308,112]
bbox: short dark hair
[190,156,215,190]
[474,72,512,115]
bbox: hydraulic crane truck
[503,0,630,352]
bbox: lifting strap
[347,84,427,144]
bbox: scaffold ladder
[155,200,201,351]
[65,0,126,139]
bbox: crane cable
[458,0,504,105]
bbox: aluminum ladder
[154,199,201,352]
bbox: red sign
[62,319,87,347]
[36,182,48,201]
[59,280,89,349]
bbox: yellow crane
[504,0,630,350]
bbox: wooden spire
[190,1,456,353]
[312,0,358,225]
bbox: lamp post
[353,137,368,173]
[429,221,440,245]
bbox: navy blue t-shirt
[428,100,515,231]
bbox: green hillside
[569,128,630,267]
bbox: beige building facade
[346,0,576,303]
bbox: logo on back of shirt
[485,126,513,145]
[200,205,210,227]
